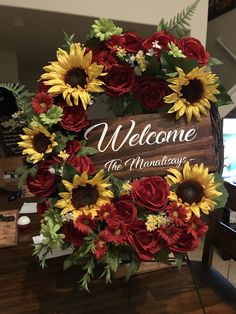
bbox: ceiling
[0,5,154,88]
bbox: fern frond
[0,82,34,120]
[156,0,200,38]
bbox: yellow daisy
[165,162,222,217]
[18,124,58,163]
[164,66,220,123]
[55,169,114,219]
[41,43,106,109]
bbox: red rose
[123,31,143,53]
[127,221,162,261]
[115,200,137,225]
[60,104,89,132]
[66,140,81,154]
[67,155,96,175]
[169,230,200,252]
[63,222,85,248]
[135,76,170,110]
[106,35,125,52]
[131,176,169,211]
[104,64,137,96]
[178,37,209,66]
[27,168,57,198]
[142,31,177,56]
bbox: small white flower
[49,167,56,175]
[146,48,155,56]
[152,40,161,49]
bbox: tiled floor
[188,239,236,287]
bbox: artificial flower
[104,63,137,96]
[32,91,53,114]
[165,162,222,217]
[164,67,220,122]
[41,43,106,109]
[55,170,114,219]
[131,176,170,211]
[142,31,177,56]
[94,233,107,260]
[135,76,170,110]
[145,213,169,231]
[60,102,89,132]
[127,220,163,261]
[90,17,123,41]
[67,155,96,175]
[74,214,97,234]
[101,220,127,244]
[18,124,58,163]
[166,202,191,226]
[63,221,85,248]
[115,200,137,225]
[98,202,117,223]
[168,230,200,252]
[178,37,209,66]
[27,168,58,198]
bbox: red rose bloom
[169,230,200,252]
[135,76,170,111]
[131,176,169,211]
[123,31,143,53]
[104,64,137,96]
[115,200,137,225]
[67,155,96,175]
[142,31,177,56]
[63,222,85,248]
[27,168,57,198]
[66,140,81,154]
[178,37,209,66]
[127,220,163,261]
[60,104,89,132]
[106,35,125,51]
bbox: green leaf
[61,31,75,51]
[106,96,127,117]
[156,0,200,39]
[213,173,229,208]
[215,84,233,107]
[54,131,75,153]
[174,252,185,269]
[208,57,223,66]
[40,105,63,126]
[110,175,124,200]
[62,161,78,181]
[126,259,140,280]
[145,54,161,76]
[77,146,99,156]
[155,248,171,265]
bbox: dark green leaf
[213,173,229,208]
[62,162,78,181]
[155,248,171,265]
[77,146,99,156]
[126,259,140,280]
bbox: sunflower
[18,124,57,163]
[164,67,219,123]
[165,162,222,217]
[41,43,106,109]
[55,170,114,219]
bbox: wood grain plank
[86,113,216,178]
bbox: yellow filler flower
[164,67,219,123]
[41,43,106,109]
[165,162,222,217]
[18,124,57,163]
[55,170,114,219]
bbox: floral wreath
[17,1,229,290]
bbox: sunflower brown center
[65,68,87,88]
[32,133,51,153]
[176,180,204,205]
[71,184,99,209]
[181,79,204,103]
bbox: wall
[0,51,18,82]
[0,0,209,45]
[207,8,236,91]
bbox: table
[0,195,235,314]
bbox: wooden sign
[85,113,216,178]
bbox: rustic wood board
[86,113,216,178]
[0,209,18,248]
